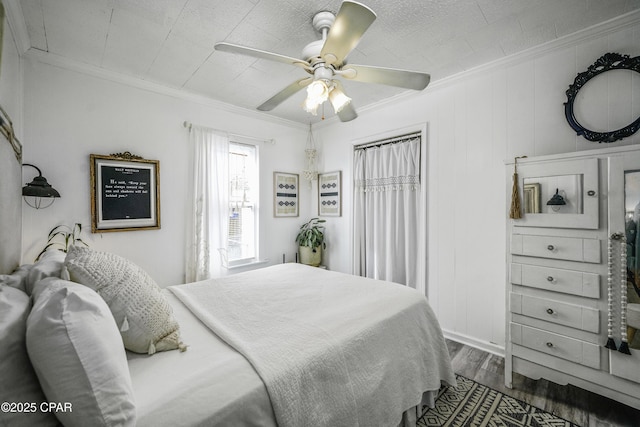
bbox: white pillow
[0,263,32,292]
[64,245,185,354]
[26,277,136,427]
[0,284,58,426]
[26,250,67,295]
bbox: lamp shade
[22,163,60,209]
[307,80,329,101]
[303,80,330,115]
[22,175,61,198]
[546,188,566,206]
[329,85,351,113]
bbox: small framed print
[523,183,541,214]
[274,172,299,217]
[318,171,341,217]
[90,152,160,233]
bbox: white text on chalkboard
[104,178,150,199]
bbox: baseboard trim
[443,330,505,358]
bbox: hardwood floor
[446,339,640,427]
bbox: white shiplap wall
[316,13,640,355]
[1,7,22,126]
[0,5,24,275]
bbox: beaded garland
[606,235,618,350]
[607,232,632,355]
[620,235,631,355]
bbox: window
[227,142,259,266]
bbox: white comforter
[169,263,455,427]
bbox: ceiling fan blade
[257,78,313,111]
[341,64,431,90]
[337,101,358,122]
[215,42,311,71]
[321,1,376,66]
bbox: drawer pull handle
[547,245,555,251]
[546,308,554,315]
[587,190,596,196]
[546,342,554,348]
[547,276,554,282]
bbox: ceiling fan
[214,1,431,122]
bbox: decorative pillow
[26,277,136,427]
[26,250,67,295]
[0,284,58,426]
[64,245,185,354]
[0,263,33,292]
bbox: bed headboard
[0,132,22,274]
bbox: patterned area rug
[417,375,578,427]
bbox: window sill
[224,259,269,270]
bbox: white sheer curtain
[185,126,229,282]
[353,136,422,288]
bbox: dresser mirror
[608,154,640,385]
[623,169,640,350]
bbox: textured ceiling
[17,0,640,124]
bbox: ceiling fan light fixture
[303,80,330,115]
[214,2,431,123]
[303,98,320,115]
[329,85,351,113]
[307,80,329,101]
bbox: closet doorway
[352,130,427,292]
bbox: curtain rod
[354,131,421,150]
[183,121,275,145]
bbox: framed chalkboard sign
[90,152,160,233]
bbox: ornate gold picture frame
[90,152,160,232]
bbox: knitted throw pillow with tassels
[64,245,186,355]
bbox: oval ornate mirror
[564,52,640,143]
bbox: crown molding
[22,48,308,130]
[3,0,30,54]
[13,6,640,131]
[316,8,640,130]
[428,8,640,91]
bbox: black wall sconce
[546,188,566,212]
[22,163,60,209]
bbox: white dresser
[506,145,640,410]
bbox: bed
[135,263,455,427]
[1,143,455,426]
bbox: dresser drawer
[510,293,599,333]
[510,263,599,298]
[510,323,600,369]
[511,234,600,263]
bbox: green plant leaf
[48,225,67,240]
[295,218,326,247]
[38,223,88,261]
[35,243,56,261]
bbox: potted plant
[36,223,88,261]
[295,218,326,266]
